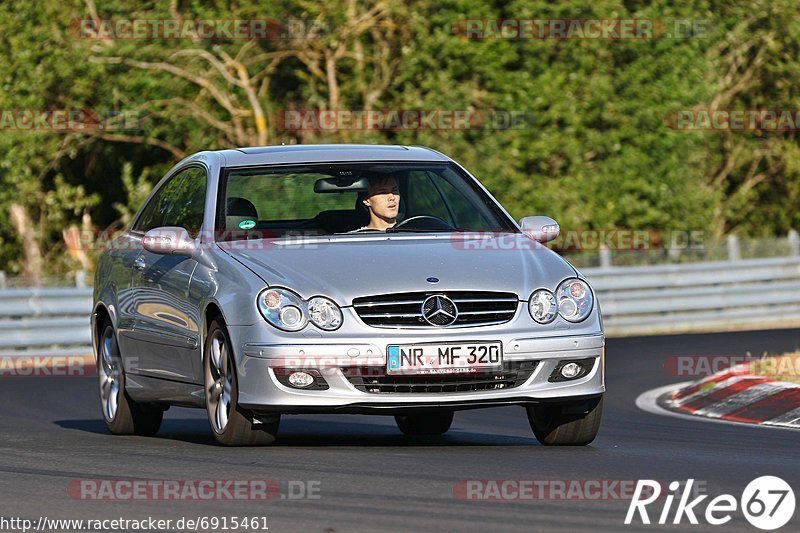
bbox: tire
[204,317,279,446]
[526,396,603,446]
[395,410,454,435]
[97,322,163,436]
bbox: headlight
[529,289,557,323]
[307,296,343,331]
[257,288,308,331]
[257,288,344,332]
[556,278,594,322]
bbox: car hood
[217,234,577,305]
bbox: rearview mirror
[143,227,196,256]
[519,216,560,243]
[313,176,369,193]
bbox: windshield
[216,162,516,240]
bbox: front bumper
[233,330,605,413]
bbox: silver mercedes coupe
[92,144,604,446]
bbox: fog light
[274,368,329,390]
[287,371,315,388]
[560,362,581,379]
[548,358,595,382]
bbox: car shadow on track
[55,417,541,447]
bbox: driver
[353,175,400,232]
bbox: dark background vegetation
[1,0,798,280]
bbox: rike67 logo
[625,477,795,530]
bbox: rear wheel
[395,410,454,435]
[527,396,603,446]
[97,323,163,436]
[204,317,279,446]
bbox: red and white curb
[642,367,800,429]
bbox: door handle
[134,256,146,271]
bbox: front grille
[352,291,519,328]
[343,361,538,394]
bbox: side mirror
[143,227,196,256]
[519,216,560,243]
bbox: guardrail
[583,255,800,336]
[1,255,799,355]
[0,287,93,356]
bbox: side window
[162,168,206,238]
[133,183,170,234]
[133,167,207,237]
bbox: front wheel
[204,317,279,446]
[527,396,603,446]
[395,410,454,435]
[97,322,163,436]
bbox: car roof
[206,144,452,167]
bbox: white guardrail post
[789,230,800,256]
[599,244,612,269]
[727,234,740,261]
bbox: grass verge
[749,353,800,385]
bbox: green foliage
[113,163,154,226]
[0,0,798,277]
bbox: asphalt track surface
[1,329,799,532]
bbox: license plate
[386,341,503,375]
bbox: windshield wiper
[385,227,463,233]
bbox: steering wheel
[391,215,455,231]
